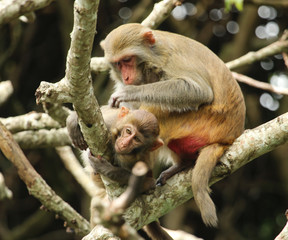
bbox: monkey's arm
[88,153,156,192]
[88,153,131,185]
[66,107,120,150]
[66,111,88,150]
[110,77,214,111]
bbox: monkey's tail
[143,221,173,240]
[192,143,226,227]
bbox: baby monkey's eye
[134,136,141,142]
[126,128,132,134]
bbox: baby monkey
[90,106,164,192]
[66,107,172,240]
[66,106,163,190]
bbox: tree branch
[275,210,288,240]
[141,0,183,29]
[0,0,54,25]
[0,172,13,200]
[35,0,111,159]
[232,72,288,95]
[0,121,91,236]
[0,80,13,106]
[55,146,101,198]
[226,30,288,70]
[0,112,61,133]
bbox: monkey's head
[103,24,161,86]
[111,107,163,155]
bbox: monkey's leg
[192,143,227,227]
[156,160,194,186]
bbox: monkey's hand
[109,87,138,108]
[88,151,130,185]
[66,112,88,150]
[109,90,126,108]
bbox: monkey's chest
[167,136,207,160]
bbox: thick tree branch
[35,0,111,159]
[0,122,90,236]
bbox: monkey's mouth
[115,143,129,154]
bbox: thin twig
[226,30,288,70]
[232,72,288,95]
[55,146,102,198]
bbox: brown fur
[103,23,246,227]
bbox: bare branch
[141,0,183,29]
[35,0,111,159]
[0,80,13,106]
[89,162,149,240]
[232,72,288,95]
[226,30,288,70]
[275,210,288,240]
[0,121,90,236]
[56,146,102,198]
[0,0,54,25]
[0,172,13,200]
[13,128,70,149]
[0,112,61,133]
[82,225,121,240]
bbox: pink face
[114,56,137,85]
[114,124,143,154]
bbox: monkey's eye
[122,57,132,63]
[134,136,141,143]
[126,128,132,135]
[115,62,121,68]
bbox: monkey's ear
[149,138,164,152]
[143,31,156,46]
[100,40,105,50]
[118,106,130,118]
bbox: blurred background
[0,0,288,239]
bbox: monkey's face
[109,55,144,86]
[114,124,145,154]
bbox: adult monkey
[103,23,246,227]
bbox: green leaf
[225,0,244,12]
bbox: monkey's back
[144,30,246,146]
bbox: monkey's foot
[156,163,190,186]
[156,172,169,186]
